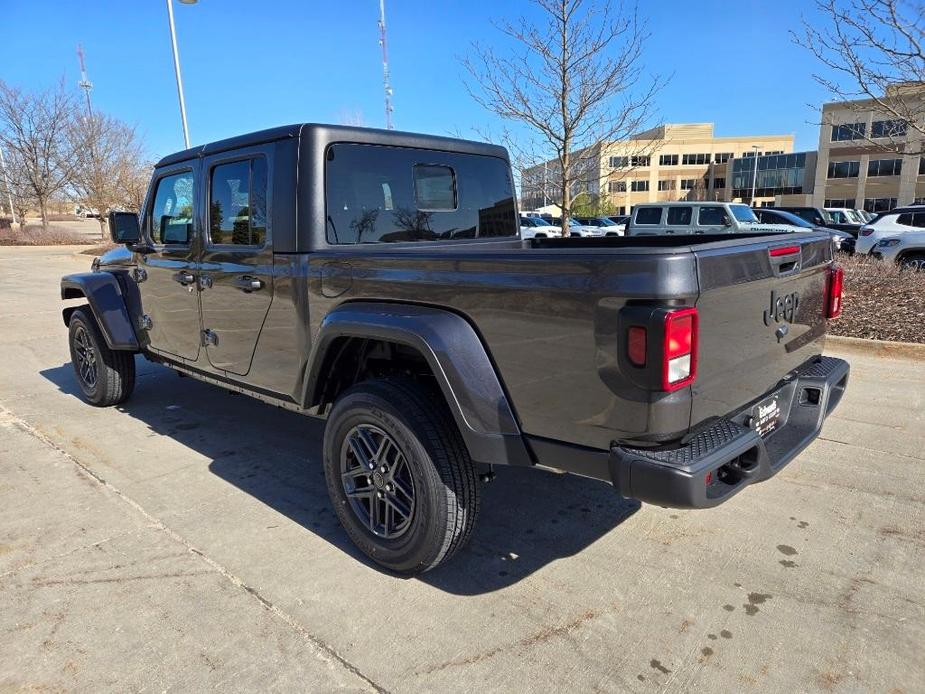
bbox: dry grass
[0,225,95,246]
[830,253,925,344]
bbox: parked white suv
[627,202,794,236]
[519,216,561,239]
[872,230,925,270]
[855,206,925,254]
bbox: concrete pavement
[0,245,922,692]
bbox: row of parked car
[520,203,925,269]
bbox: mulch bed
[830,253,925,344]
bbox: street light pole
[749,144,761,206]
[166,0,194,149]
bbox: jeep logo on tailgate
[763,289,800,326]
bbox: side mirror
[723,217,732,227]
[108,211,141,244]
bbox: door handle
[172,270,195,286]
[233,276,263,292]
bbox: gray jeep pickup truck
[61,124,849,574]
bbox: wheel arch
[303,301,532,467]
[61,272,140,351]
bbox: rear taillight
[826,266,844,319]
[859,227,873,236]
[662,308,698,392]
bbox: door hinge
[132,267,147,283]
[201,329,218,347]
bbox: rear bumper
[609,355,849,508]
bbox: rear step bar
[609,356,850,508]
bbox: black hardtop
[155,123,509,168]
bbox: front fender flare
[304,302,531,466]
[61,272,140,351]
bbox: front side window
[150,171,194,244]
[698,206,728,226]
[666,207,692,225]
[325,143,516,244]
[634,207,662,225]
[209,158,268,246]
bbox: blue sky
[1,0,836,161]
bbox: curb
[826,334,925,360]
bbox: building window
[824,198,856,208]
[863,197,897,213]
[871,120,907,138]
[764,150,784,155]
[867,158,902,177]
[742,151,760,158]
[827,160,860,179]
[831,122,866,141]
[609,156,629,168]
[680,179,697,190]
[657,179,674,191]
[617,206,626,215]
[631,155,650,167]
[630,180,649,192]
[714,153,732,164]
[658,154,678,166]
[608,180,626,192]
[681,153,710,165]
[713,177,725,189]
[919,157,925,175]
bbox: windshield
[568,219,582,226]
[730,204,758,223]
[844,210,862,223]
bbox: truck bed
[303,230,835,451]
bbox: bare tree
[463,0,663,237]
[0,80,77,231]
[0,147,33,232]
[118,158,153,214]
[797,0,925,154]
[67,112,146,237]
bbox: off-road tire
[322,378,480,574]
[68,307,135,407]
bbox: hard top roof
[155,123,509,167]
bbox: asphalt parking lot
[1,245,923,693]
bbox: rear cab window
[208,157,268,247]
[324,144,517,244]
[634,207,663,225]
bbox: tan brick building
[813,83,925,213]
[520,123,794,214]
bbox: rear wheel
[899,253,925,271]
[68,307,135,406]
[322,378,479,574]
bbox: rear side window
[666,207,692,225]
[150,171,194,245]
[895,212,925,227]
[209,158,268,246]
[698,206,728,226]
[635,207,663,225]
[325,143,517,244]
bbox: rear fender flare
[61,272,140,351]
[304,302,531,466]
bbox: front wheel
[899,253,925,271]
[68,307,135,406]
[322,378,480,574]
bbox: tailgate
[691,235,833,428]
